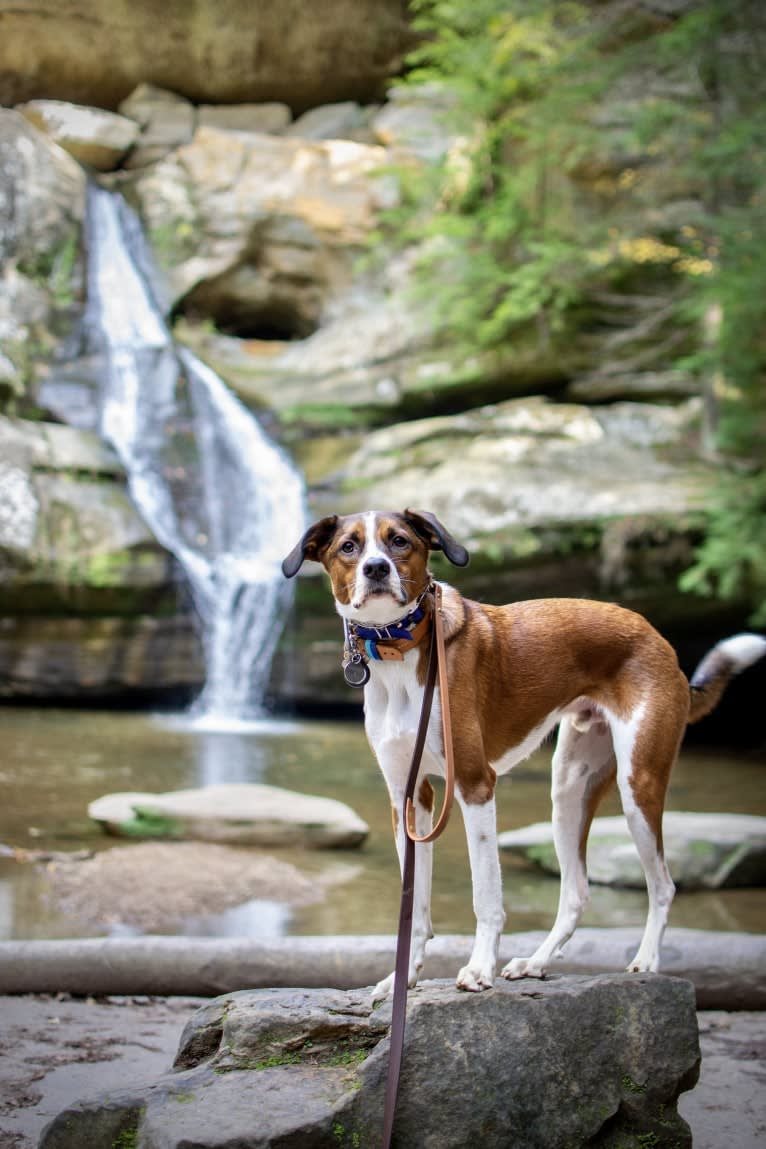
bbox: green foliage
[680,471,766,625]
[393,0,766,622]
[394,0,611,351]
[651,0,766,622]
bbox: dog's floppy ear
[403,508,469,567]
[281,515,339,578]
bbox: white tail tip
[713,633,766,672]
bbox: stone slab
[88,782,369,847]
[39,975,701,1149]
[499,811,766,889]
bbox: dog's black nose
[363,557,391,581]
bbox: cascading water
[84,184,305,723]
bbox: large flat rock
[88,782,369,848]
[499,812,766,889]
[39,974,700,1149]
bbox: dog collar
[342,588,434,686]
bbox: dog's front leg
[456,790,505,992]
[371,754,434,1003]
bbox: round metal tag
[343,659,370,688]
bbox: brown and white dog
[282,508,766,998]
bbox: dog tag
[343,657,370,688]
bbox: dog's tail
[688,632,766,724]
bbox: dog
[282,508,766,997]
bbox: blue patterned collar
[343,587,433,665]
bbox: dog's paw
[501,957,546,980]
[370,967,421,1004]
[371,971,395,1004]
[625,955,658,974]
[456,964,494,993]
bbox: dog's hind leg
[612,700,681,973]
[502,715,616,980]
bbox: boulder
[0,1,412,112]
[118,85,196,169]
[499,812,766,890]
[88,783,369,848]
[285,101,375,142]
[18,100,140,171]
[39,975,700,1149]
[198,103,292,136]
[372,82,461,161]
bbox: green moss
[326,1047,368,1068]
[621,1074,648,1095]
[254,1052,302,1069]
[112,1134,137,1149]
[119,810,183,839]
[111,1116,142,1149]
[333,1124,363,1147]
[85,551,133,587]
[148,217,199,270]
[279,403,381,430]
[48,226,80,308]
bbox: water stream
[84,185,305,721]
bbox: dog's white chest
[363,652,444,779]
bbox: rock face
[269,395,724,710]
[127,125,397,337]
[0,415,202,698]
[0,72,759,707]
[0,1,412,112]
[0,109,85,403]
[88,783,369,848]
[39,975,700,1149]
[499,812,766,891]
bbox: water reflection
[194,731,267,785]
[158,712,301,785]
[183,898,290,938]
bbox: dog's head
[282,509,469,624]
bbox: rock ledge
[40,974,700,1149]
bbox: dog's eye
[340,540,357,555]
[391,535,410,549]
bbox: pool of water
[1,707,764,941]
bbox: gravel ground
[0,995,764,1148]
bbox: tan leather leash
[381,582,456,1149]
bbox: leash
[381,582,456,1149]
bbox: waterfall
[84,184,305,722]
